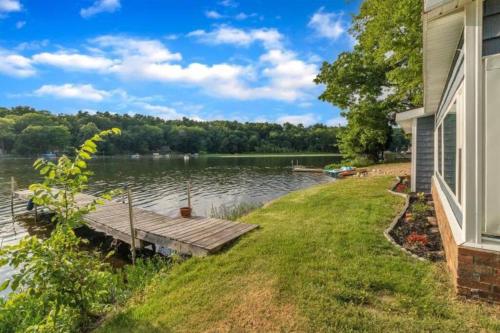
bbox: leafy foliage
[315,0,421,160]
[29,128,121,229]
[0,128,122,332]
[0,227,119,332]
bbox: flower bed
[389,192,444,261]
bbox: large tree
[315,0,422,161]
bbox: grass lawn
[98,176,499,332]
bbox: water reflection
[0,154,340,293]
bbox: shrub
[0,129,122,332]
[406,232,428,247]
[324,156,374,170]
[0,227,119,332]
[210,202,262,221]
[411,202,429,221]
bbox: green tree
[0,118,15,153]
[77,122,100,143]
[315,0,422,160]
[14,125,71,155]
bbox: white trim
[433,176,465,244]
[435,172,462,213]
[463,239,500,252]
[475,1,484,243]
[424,9,465,114]
[424,0,472,20]
[396,108,426,122]
[463,1,482,244]
[396,108,426,133]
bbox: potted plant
[180,181,192,218]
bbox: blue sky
[0,0,360,126]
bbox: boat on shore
[324,166,367,178]
[41,152,57,159]
[131,154,140,159]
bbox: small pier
[14,190,258,256]
[292,166,325,173]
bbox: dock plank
[14,189,258,256]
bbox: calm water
[0,154,339,294]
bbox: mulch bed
[390,182,444,261]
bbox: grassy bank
[98,176,499,332]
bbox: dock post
[127,188,137,265]
[187,180,191,209]
[10,177,17,234]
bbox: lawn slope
[98,176,499,332]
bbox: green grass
[97,176,499,332]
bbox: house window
[437,125,443,175]
[436,93,463,211]
[443,107,457,193]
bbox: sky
[0,0,361,126]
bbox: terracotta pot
[180,207,192,218]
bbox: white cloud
[8,31,317,103]
[34,84,110,101]
[32,52,115,71]
[15,20,25,29]
[80,0,120,18]
[326,116,347,127]
[0,0,21,14]
[276,113,318,126]
[135,102,182,120]
[188,25,283,49]
[15,39,49,51]
[308,8,346,40]
[91,35,182,62]
[164,34,179,41]
[0,49,35,77]
[258,49,318,101]
[205,10,223,19]
[218,0,238,8]
[235,12,257,20]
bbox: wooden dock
[292,166,325,173]
[14,190,258,256]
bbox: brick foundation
[432,181,500,303]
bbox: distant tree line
[0,106,344,156]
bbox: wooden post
[187,180,191,209]
[10,177,16,234]
[127,188,137,265]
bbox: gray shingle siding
[415,116,435,193]
[484,0,500,56]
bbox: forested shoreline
[0,106,342,156]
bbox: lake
[0,154,339,295]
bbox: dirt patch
[204,277,301,333]
[389,193,444,261]
[367,163,411,177]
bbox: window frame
[435,85,464,209]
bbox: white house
[396,0,500,302]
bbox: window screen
[443,110,457,193]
